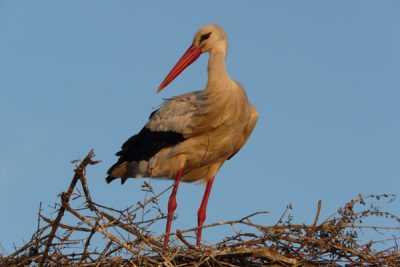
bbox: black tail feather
[105,175,118,184]
[105,175,128,184]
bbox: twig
[64,204,138,255]
[176,230,195,250]
[79,220,99,264]
[312,200,322,227]
[39,150,99,267]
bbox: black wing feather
[116,127,185,162]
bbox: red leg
[163,168,184,251]
[196,176,215,247]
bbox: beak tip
[157,84,165,93]
[156,44,201,94]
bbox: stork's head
[193,24,228,54]
[158,24,227,92]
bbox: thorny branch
[1,150,399,266]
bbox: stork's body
[106,24,258,250]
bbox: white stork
[106,24,258,250]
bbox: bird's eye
[199,32,212,44]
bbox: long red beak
[158,45,202,92]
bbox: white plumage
[106,24,258,249]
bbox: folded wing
[106,91,208,183]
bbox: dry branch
[1,150,399,266]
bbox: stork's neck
[206,49,230,88]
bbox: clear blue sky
[1,1,399,252]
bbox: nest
[1,150,399,266]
